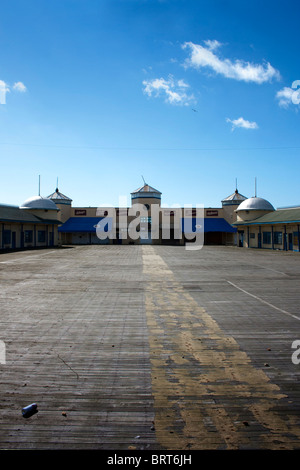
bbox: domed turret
[236,197,275,212]
[236,196,275,222]
[20,195,59,221]
[20,196,59,211]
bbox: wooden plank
[0,245,299,450]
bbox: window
[263,232,271,244]
[294,232,299,246]
[250,233,255,239]
[24,230,33,243]
[3,230,11,244]
[38,230,46,243]
[274,231,283,245]
[141,217,151,224]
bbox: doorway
[12,232,16,249]
[288,233,293,251]
[238,231,244,247]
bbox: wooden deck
[0,245,299,450]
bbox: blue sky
[0,0,300,209]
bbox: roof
[48,188,72,202]
[277,205,300,209]
[222,189,247,205]
[0,204,61,224]
[58,217,112,233]
[20,196,59,211]
[131,184,162,195]
[233,207,300,226]
[183,217,237,233]
[236,196,275,212]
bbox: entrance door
[288,233,293,251]
[258,232,262,249]
[12,232,16,249]
[140,230,152,244]
[140,221,152,244]
[238,231,244,247]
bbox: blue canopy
[59,217,112,233]
[204,218,237,233]
[182,218,236,233]
[59,216,236,234]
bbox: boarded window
[263,232,271,244]
[38,231,46,243]
[274,231,283,244]
[24,230,33,243]
[3,230,11,244]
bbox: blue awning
[59,216,236,234]
[204,218,237,233]
[182,218,237,233]
[58,217,112,233]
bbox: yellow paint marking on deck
[142,246,300,450]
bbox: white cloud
[142,75,194,106]
[13,81,27,92]
[276,83,300,108]
[226,117,258,130]
[182,41,280,84]
[203,39,222,51]
[0,80,27,104]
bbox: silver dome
[20,196,59,211]
[236,197,275,212]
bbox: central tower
[130,183,162,208]
[130,183,162,244]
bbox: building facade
[233,197,300,252]
[2,183,298,253]
[52,183,241,248]
[0,196,61,251]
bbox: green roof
[0,204,61,225]
[233,207,300,226]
